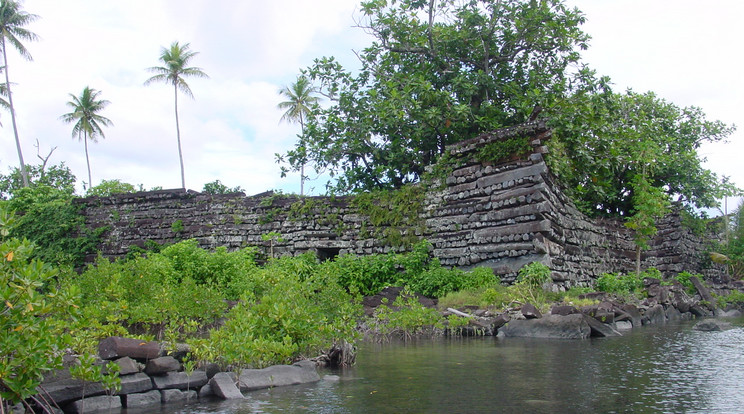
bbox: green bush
[595,269,652,295]
[0,208,80,406]
[369,288,443,339]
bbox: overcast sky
[1,0,742,210]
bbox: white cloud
[0,0,741,207]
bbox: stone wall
[77,120,721,286]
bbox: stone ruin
[77,120,723,287]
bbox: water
[148,320,744,413]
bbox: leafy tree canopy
[0,162,76,200]
[281,0,588,193]
[202,179,244,195]
[86,179,137,197]
[548,79,738,216]
[280,0,737,219]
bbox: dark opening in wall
[317,247,340,262]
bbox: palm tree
[144,41,208,190]
[0,0,39,188]
[60,86,112,189]
[278,76,319,195]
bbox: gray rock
[500,314,591,339]
[145,356,181,375]
[151,371,208,390]
[98,336,159,361]
[40,378,106,405]
[209,372,244,399]
[64,395,121,414]
[693,319,733,332]
[122,390,161,408]
[666,306,683,322]
[720,309,743,318]
[621,304,643,328]
[160,389,188,404]
[550,305,578,316]
[198,383,215,399]
[118,372,153,394]
[584,315,622,337]
[615,321,633,331]
[239,361,320,391]
[115,356,141,375]
[642,304,666,326]
[521,303,542,319]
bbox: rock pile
[38,336,320,413]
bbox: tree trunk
[2,39,29,187]
[84,131,92,189]
[635,245,641,277]
[174,84,186,190]
[299,114,305,196]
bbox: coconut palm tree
[278,76,319,195]
[0,0,39,188]
[144,41,208,190]
[60,86,112,189]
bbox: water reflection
[151,320,744,414]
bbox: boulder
[122,390,161,408]
[209,372,244,399]
[499,314,591,339]
[584,315,622,337]
[550,305,578,316]
[621,304,643,328]
[720,309,742,318]
[689,276,716,311]
[118,372,153,395]
[665,306,683,322]
[521,303,542,319]
[40,379,106,405]
[151,371,208,390]
[160,389,188,404]
[115,357,142,375]
[615,321,633,331]
[64,395,121,414]
[98,337,159,361]
[693,320,733,332]
[239,361,320,391]
[642,304,666,326]
[144,356,181,375]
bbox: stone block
[239,361,320,391]
[64,395,121,414]
[122,390,161,408]
[209,372,244,399]
[160,389,188,404]
[500,314,590,339]
[98,337,159,361]
[115,356,141,375]
[145,356,181,375]
[151,371,208,390]
[118,372,153,395]
[41,379,106,405]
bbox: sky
[1,0,742,211]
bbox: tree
[277,76,320,195]
[0,162,76,199]
[280,0,588,193]
[0,0,39,188]
[548,81,737,217]
[86,179,136,197]
[60,86,113,189]
[145,41,208,190]
[202,179,244,195]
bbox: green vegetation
[281,0,588,193]
[86,179,137,197]
[351,185,426,247]
[0,208,79,407]
[476,137,532,165]
[202,179,244,195]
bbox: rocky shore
[24,337,321,414]
[18,275,742,413]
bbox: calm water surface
[146,320,744,413]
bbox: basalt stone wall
[77,121,722,286]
